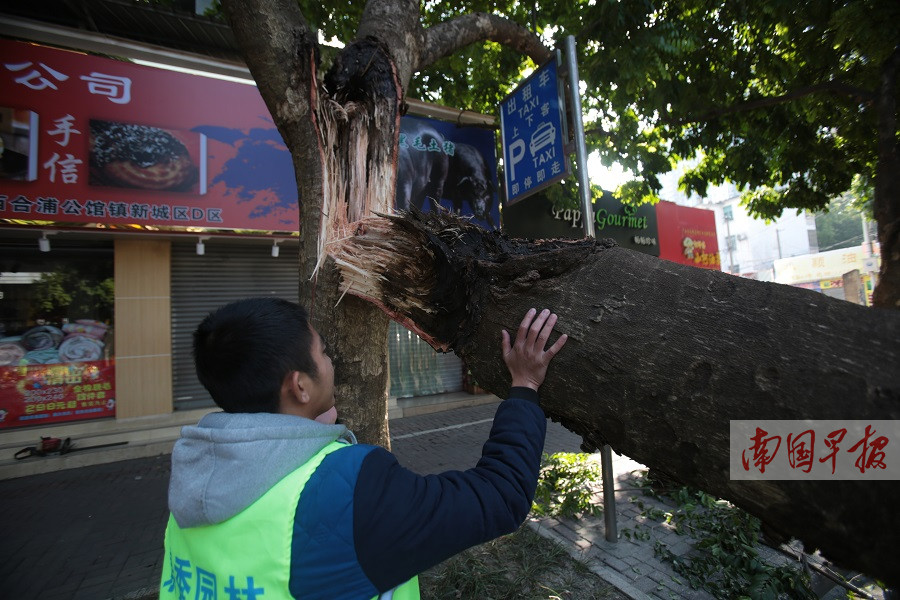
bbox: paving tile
[622,555,642,567]
[636,576,664,593]
[670,540,695,557]
[552,522,583,544]
[603,555,631,574]
[71,581,114,600]
[574,538,592,552]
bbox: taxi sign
[500,54,568,205]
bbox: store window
[388,321,463,399]
[0,237,115,429]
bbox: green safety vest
[160,440,419,599]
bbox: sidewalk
[0,401,877,599]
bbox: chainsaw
[14,436,128,460]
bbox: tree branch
[420,12,551,73]
[662,80,876,127]
[356,0,423,90]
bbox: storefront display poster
[0,359,115,429]
[395,115,500,230]
[1,40,503,233]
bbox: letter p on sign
[508,139,526,181]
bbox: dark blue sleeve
[354,389,547,592]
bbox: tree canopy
[212,0,899,304]
[415,1,896,219]
[431,0,898,305]
[815,191,872,252]
[211,0,897,217]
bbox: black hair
[193,297,318,413]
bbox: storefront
[502,188,661,255]
[1,37,499,432]
[0,235,115,428]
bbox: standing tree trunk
[222,0,398,444]
[873,46,900,309]
[221,0,547,445]
[329,211,900,586]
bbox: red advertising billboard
[1,40,503,234]
[656,200,721,270]
[1,39,299,231]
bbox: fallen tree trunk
[328,210,900,586]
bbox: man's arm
[353,308,567,592]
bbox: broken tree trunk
[328,210,900,586]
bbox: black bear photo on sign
[394,115,499,230]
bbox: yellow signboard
[774,246,880,285]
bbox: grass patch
[532,452,604,518]
[419,525,626,600]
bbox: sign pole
[565,34,617,543]
[564,35,595,239]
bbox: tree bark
[872,46,900,309]
[224,0,399,444]
[329,211,900,586]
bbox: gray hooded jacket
[168,411,355,528]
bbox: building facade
[0,34,498,470]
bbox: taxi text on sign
[500,56,568,206]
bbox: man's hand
[501,308,568,391]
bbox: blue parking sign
[500,54,568,205]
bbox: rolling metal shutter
[171,241,463,409]
[171,241,300,410]
[388,321,463,399]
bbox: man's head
[193,297,334,417]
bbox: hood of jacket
[168,411,355,528]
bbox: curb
[110,585,159,600]
[527,519,652,600]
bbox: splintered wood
[313,97,396,282]
[327,216,437,315]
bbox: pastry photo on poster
[88,119,207,194]
[0,106,39,182]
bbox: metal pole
[600,444,617,541]
[862,214,874,258]
[564,35,594,239]
[565,34,616,542]
[725,218,735,272]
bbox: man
[161,297,567,600]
